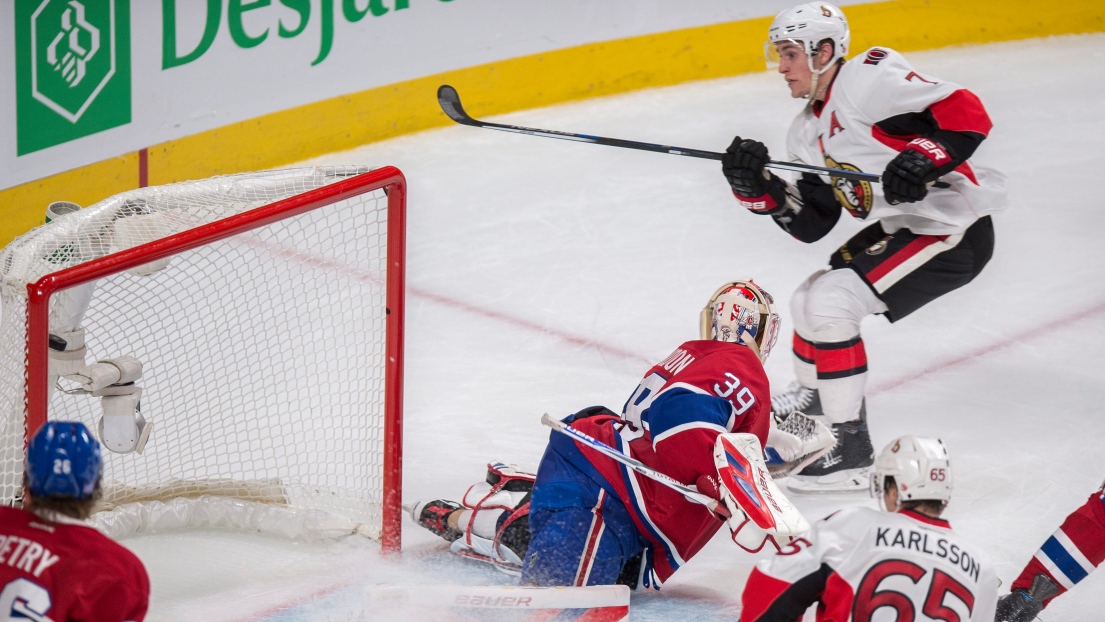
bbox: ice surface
[120,34,1105,620]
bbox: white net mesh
[0,166,399,540]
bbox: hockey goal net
[0,166,405,551]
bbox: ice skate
[787,403,873,494]
[771,381,822,419]
[409,499,465,541]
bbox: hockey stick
[438,85,881,184]
[540,413,732,518]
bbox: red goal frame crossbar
[23,167,407,553]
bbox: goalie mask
[700,280,781,363]
[765,3,850,74]
[870,435,952,511]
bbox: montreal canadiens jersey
[1010,482,1105,597]
[559,340,770,583]
[0,506,149,621]
[741,506,998,622]
[786,47,1007,235]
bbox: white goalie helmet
[699,280,781,363]
[871,435,953,511]
[766,3,850,74]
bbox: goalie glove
[712,433,810,550]
[764,413,836,478]
[696,473,801,553]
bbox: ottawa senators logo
[821,5,832,16]
[823,153,874,219]
[866,236,892,255]
[864,49,888,65]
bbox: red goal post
[6,166,404,552]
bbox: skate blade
[787,468,871,494]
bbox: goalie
[44,198,172,455]
[411,280,834,586]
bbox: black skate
[770,381,822,420]
[409,499,464,542]
[996,574,1058,622]
[788,402,873,494]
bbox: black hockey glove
[722,136,788,216]
[995,575,1057,622]
[882,137,955,205]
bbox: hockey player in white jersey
[723,3,1006,493]
[740,435,998,621]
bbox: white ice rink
[121,34,1105,620]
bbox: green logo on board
[15,0,131,155]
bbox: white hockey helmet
[766,3,850,74]
[699,280,781,363]
[870,435,953,511]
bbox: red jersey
[0,506,149,621]
[563,340,771,583]
[1010,482,1105,598]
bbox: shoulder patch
[864,48,888,65]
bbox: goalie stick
[438,84,881,184]
[540,413,732,518]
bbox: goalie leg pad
[76,356,144,393]
[98,388,152,454]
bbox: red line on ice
[235,236,653,367]
[409,286,655,367]
[868,298,1105,396]
[236,580,356,622]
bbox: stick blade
[365,584,631,621]
[437,84,477,126]
[540,412,562,429]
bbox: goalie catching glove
[705,433,811,552]
[764,412,836,478]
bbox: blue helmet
[26,421,102,499]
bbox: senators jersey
[0,506,149,621]
[786,47,1006,236]
[741,507,998,622]
[557,340,770,583]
